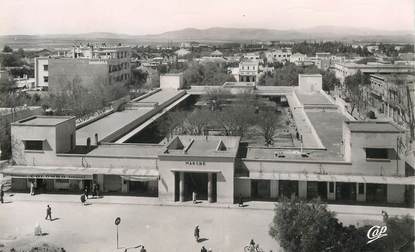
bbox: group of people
[81,182,100,205]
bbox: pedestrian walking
[238,194,243,207]
[84,186,89,199]
[30,181,35,195]
[194,225,200,242]
[80,194,86,205]
[92,182,97,198]
[192,191,197,204]
[201,246,207,252]
[96,183,100,197]
[0,185,4,204]
[45,205,52,221]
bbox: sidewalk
[4,192,414,217]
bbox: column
[179,172,185,202]
[298,181,307,199]
[208,173,213,203]
[270,180,279,199]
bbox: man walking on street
[0,185,4,204]
[45,205,52,221]
[194,225,200,242]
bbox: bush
[269,197,414,252]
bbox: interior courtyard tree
[344,70,370,114]
[256,109,281,146]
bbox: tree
[0,78,15,94]
[394,79,415,142]
[256,109,281,146]
[344,70,369,114]
[130,68,148,92]
[203,88,232,111]
[183,62,235,88]
[321,71,340,92]
[270,197,344,252]
[2,45,13,53]
[0,53,24,67]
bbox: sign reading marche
[185,161,206,166]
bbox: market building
[1,74,414,206]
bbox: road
[0,200,279,252]
[0,194,412,252]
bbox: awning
[1,166,159,180]
[239,172,415,185]
[170,169,221,173]
[120,175,158,182]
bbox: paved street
[0,197,279,252]
[0,194,413,252]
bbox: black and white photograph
[0,0,414,251]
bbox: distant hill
[0,26,413,49]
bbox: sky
[0,0,414,35]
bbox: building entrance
[366,183,387,203]
[279,180,298,199]
[335,182,356,201]
[307,181,327,200]
[174,172,217,202]
[251,180,271,199]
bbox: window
[329,182,334,193]
[43,76,48,83]
[25,140,43,151]
[55,179,69,184]
[43,65,48,71]
[358,183,365,194]
[365,148,389,159]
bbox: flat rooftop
[76,107,153,145]
[13,116,73,126]
[295,91,333,106]
[306,111,346,160]
[87,144,163,158]
[76,89,184,145]
[138,89,183,105]
[346,121,404,133]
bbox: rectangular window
[329,182,334,193]
[358,183,364,194]
[43,65,48,71]
[24,140,43,150]
[43,76,48,83]
[365,148,389,159]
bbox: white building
[265,48,292,63]
[34,57,49,90]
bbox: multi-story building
[238,60,259,82]
[369,74,415,123]
[46,45,131,93]
[2,80,414,206]
[34,57,49,90]
[265,48,292,64]
[334,62,414,83]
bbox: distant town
[0,31,414,251]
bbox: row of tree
[291,41,372,57]
[270,197,414,252]
[158,89,283,145]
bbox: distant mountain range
[0,26,413,48]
